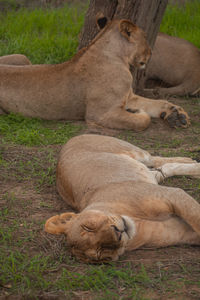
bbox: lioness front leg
[88,106,151,131]
[140,217,200,249]
[126,94,190,128]
[163,188,200,236]
[145,83,193,98]
[130,183,200,237]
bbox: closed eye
[81,224,95,232]
[101,243,120,250]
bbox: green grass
[0,148,57,188]
[0,3,87,64]
[1,231,199,299]
[0,113,83,146]
[1,224,197,300]
[160,0,200,48]
[0,147,58,189]
[0,242,152,299]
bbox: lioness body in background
[144,33,200,97]
[0,54,31,66]
[0,19,189,130]
[0,54,31,115]
[45,134,200,263]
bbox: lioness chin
[0,17,190,130]
[45,134,200,263]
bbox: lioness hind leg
[155,84,192,97]
[151,156,196,168]
[158,162,200,179]
[148,156,198,183]
[142,85,190,98]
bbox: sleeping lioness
[144,33,200,97]
[45,134,200,263]
[0,18,189,130]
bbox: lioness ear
[119,20,138,40]
[45,212,76,235]
[96,14,108,30]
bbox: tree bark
[78,0,168,92]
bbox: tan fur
[0,54,31,66]
[0,20,189,129]
[45,134,200,263]
[144,33,200,97]
[0,54,31,115]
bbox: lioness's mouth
[122,217,130,238]
[121,215,136,239]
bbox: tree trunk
[78,0,168,92]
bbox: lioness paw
[160,105,190,128]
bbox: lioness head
[119,19,152,69]
[96,16,151,69]
[45,210,135,263]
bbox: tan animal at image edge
[144,33,200,97]
[0,18,190,130]
[45,134,200,263]
[0,54,31,66]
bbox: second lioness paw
[160,106,190,128]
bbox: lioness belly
[0,65,86,120]
[0,93,85,120]
[57,151,158,208]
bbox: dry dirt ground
[0,96,200,299]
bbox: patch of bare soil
[0,97,200,299]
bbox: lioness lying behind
[45,134,200,263]
[0,18,189,130]
[0,54,31,66]
[144,33,200,97]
